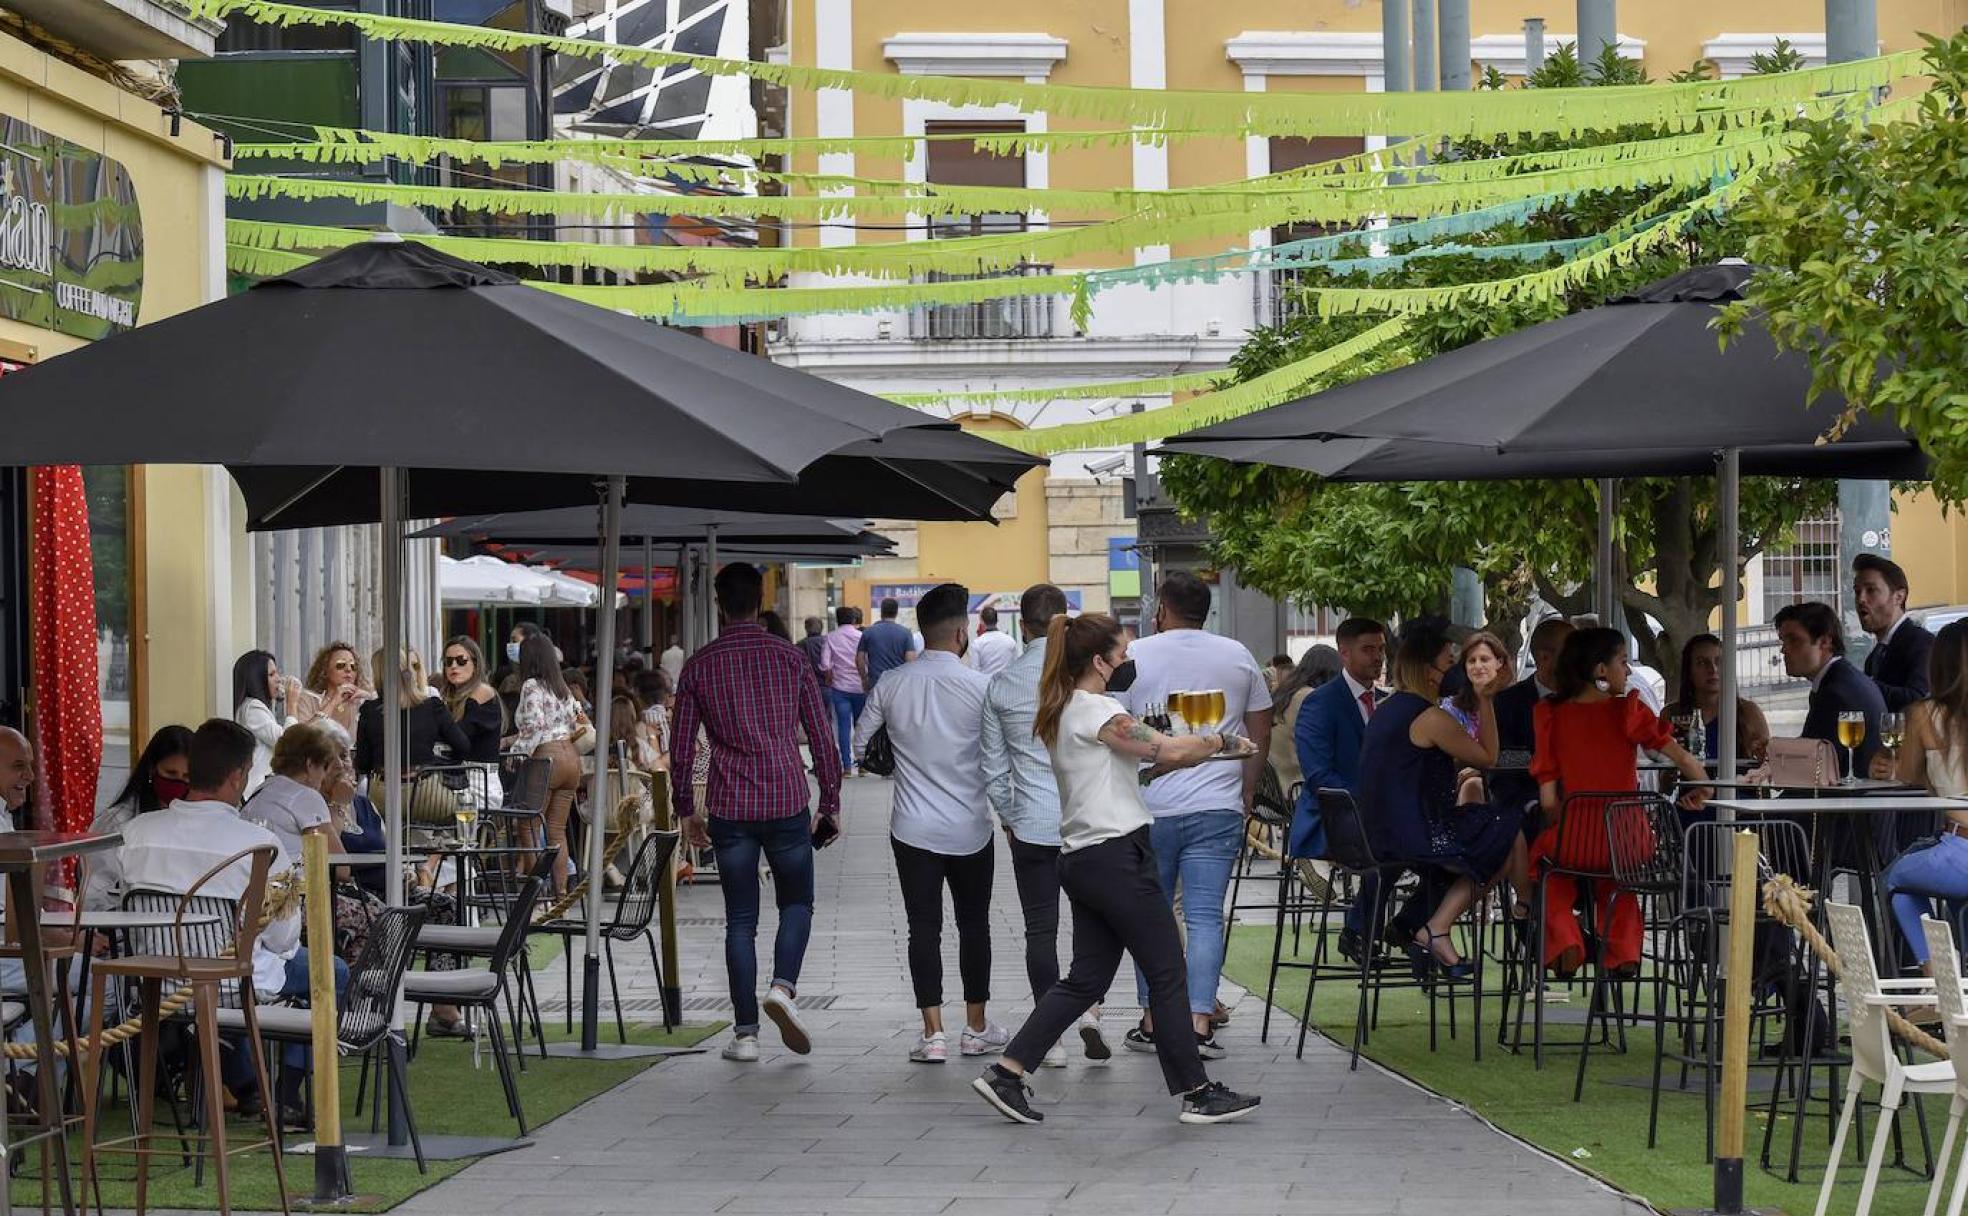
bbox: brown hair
[1929,620,1968,766]
[1391,621,1454,697]
[305,642,364,695]
[440,635,506,732]
[1452,631,1513,714]
[1034,613,1124,747]
[271,721,341,779]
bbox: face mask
[506,642,521,663]
[152,774,190,804]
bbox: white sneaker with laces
[910,1031,948,1063]
[762,986,812,1054]
[1078,1010,1112,1062]
[960,1021,1011,1056]
[721,1034,759,1062]
[1042,1042,1068,1069]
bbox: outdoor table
[325,853,391,867]
[1676,778,1919,795]
[0,831,123,1216]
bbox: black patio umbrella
[412,506,883,546]
[0,237,1041,1073]
[1156,262,1929,788]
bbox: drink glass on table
[1878,712,1906,776]
[1836,711,1867,786]
[455,804,479,846]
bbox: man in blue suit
[1288,619,1389,960]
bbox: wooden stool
[77,846,290,1216]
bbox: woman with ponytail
[973,613,1262,1128]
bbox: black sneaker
[1123,1026,1157,1053]
[1179,1081,1261,1125]
[1195,1033,1227,1060]
[972,1066,1043,1125]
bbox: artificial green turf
[1224,924,1946,1215]
[9,1019,720,1213]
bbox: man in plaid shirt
[674,562,842,1063]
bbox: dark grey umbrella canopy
[1160,263,1927,481]
[523,536,895,570]
[412,505,880,546]
[0,239,1040,525]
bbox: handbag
[571,716,598,756]
[859,725,896,777]
[1764,737,1839,788]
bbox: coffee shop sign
[0,116,143,339]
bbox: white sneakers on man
[1042,1042,1069,1068]
[1078,1010,1113,1061]
[763,986,812,1055]
[910,1031,948,1063]
[960,1021,1011,1056]
[722,1034,759,1062]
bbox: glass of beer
[1836,710,1867,785]
[455,803,480,846]
[1195,689,1227,735]
[1879,711,1906,766]
[1167,691,1193,735]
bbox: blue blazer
[1287,677,1371,858]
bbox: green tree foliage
[1722,31,1968,501]
[1160,48,1837,677]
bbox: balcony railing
[909,264,1060,341]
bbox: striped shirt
[672,622,842,821]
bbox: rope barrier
[1760,873,1949,1059]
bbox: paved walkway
[399,776,1644,1216]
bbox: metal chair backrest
[1316,787,1380,872]
[1923,916,1968,1094]
[606,831,679,939]
[1825,901,1893,1082]
[505,755,552,812]
[121,844,276,1007]
[1549,791,1632,876]
[1681,819,1812,911]
[1252,762,1290,823]
[1606,793,1679,891]
[340,904,428,1050]
[486,866,549,979]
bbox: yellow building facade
[0,19,244,782]
[774,1,1968,629]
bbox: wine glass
[1195,689,1227,736]
[1878,712,1906,779]
[454,802,480,847]
[1167,691,1193,736]
[1836,710,1867,785]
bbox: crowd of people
[32,541,1968,1137]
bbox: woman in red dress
[1530,628,1708,976]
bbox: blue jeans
[1135,809,1243,1016]
[1886,833,1968,963]
[709,812,816,1035]
[826,688,866,770]
[221,948,350,1093]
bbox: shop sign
[0,115,142,340]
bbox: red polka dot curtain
[29,465,102,848]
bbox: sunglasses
[443,654,473,668]
[331,660,357,672]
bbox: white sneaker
[721,1034,759,1062]
[1078,1011,1113,1062]
[960,1020,1011,1056]
[1042,1042,1068,1069]
[762,986,812,1055]
[910,1031,948,1063]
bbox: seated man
[121,719,347,1125]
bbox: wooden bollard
[304,829,350,1202]
[1715,828,1758,1214]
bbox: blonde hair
[271,722,341,778]
[370,647,425,710]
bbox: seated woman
[1358,621,1517,981]
[85,725,193,910]
[298,641,372,740]
[243,722,339,858]
[355,648,472,820]
[1530,627,1709,978]
[1669,632,1773,765]
[1880,619,1968,971]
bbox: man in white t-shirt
[1118,571,1272,1059]
[966,606,1020,678]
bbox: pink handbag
[1763,737,1840,788]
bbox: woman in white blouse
[232,650,288,795]
[511,632,585,894]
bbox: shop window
[82,467,136,807]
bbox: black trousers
[1004,828,1207,1095]
[1007,831,1065,1002]
[891,835,994,1009]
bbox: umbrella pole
[581,476,625,1053]
[1595,478,1618,625]
[380,465,409,1148]
[642,536,655,656]
[705,525,720,641]
[1716,448,1740,826]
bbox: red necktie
[1360,689,1376,719]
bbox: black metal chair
[532,830,680,1041]
[1507,790,1633,1067]
[414,844,557,1063]
[1573,792,1680,1100]
[224,904,432,1172]
[403,864,549,1134]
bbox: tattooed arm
[1095,714,1247,770]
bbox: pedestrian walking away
[673,562,844,1063]
[974,612,1261,1127]
[855,582,1005,1064]
[981,582,1111,1068]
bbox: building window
[912,122,1056,340]
[83,467,138,805]
[1760,512,1842,621]
[1258,136,1367,329]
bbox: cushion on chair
[415,924,502,953]
[1,1000,25,1027]
[402,968,501,1001]
[210,1004,389,1048]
